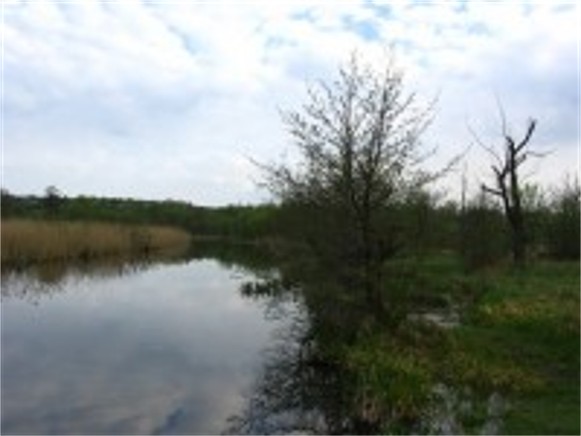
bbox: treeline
[0,188,279,240]
[274,179,579,270]
[2,178,578,265]
[457,178,580,266]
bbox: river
[1,245,505,435]
[1,248,298,435]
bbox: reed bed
[1,219,191,264]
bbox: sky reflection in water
[1,258,287,435]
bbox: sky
[2,0,579,206]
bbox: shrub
[459,196,507,270]
[546,179,580,260]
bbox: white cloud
[3,0,578,204]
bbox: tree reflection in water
[228,261,507,435]
[2,241,509,434]
[227,274,381,435]
[1,247,190,304]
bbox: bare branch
[492,164,509,180]
[515,153,528,168]
[256,51,447,279]
[476,108,539,265]
[527,149,552,158]
[516,118,536,153]
[481,183,503,197]
[467,123,503,167]
[494,93,509,137]
[505,135,516,153]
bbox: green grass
[465,261,580,434]
[347,255,579,434]
[504,385,580,435]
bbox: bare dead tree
[474,111,542,266]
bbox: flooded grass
[1,219,191,265]
[466,261,580,434]
[1,235,577,434]
[343,256,579,434]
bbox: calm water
[1,248,505,435]
[1,255,295,435]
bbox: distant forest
[1,188,278,240]
[2,181,578,265]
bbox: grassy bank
[469,261,580,434]
[343,256,580,434]
[1,219,191,264]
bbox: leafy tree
[1,188,15,217]
[260,54,452,315]
[44,185,63,215]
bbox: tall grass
[1,219,191,264]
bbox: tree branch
[468,123,503,167]
[515,118,536,153]
[481,184,503,197]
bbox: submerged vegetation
[1,219,191,265]
[354,258,578,434]
[229,252,579,434]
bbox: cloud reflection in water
[1,257,291,434]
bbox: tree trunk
[511,210,525,265]
[482,119,537,268]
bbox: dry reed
[1,219,191,264]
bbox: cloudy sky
[3,1,579,205]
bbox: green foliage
[1,175,577,266]
[346,334,434,426]
[466,260,580,434]
[503,385,580,435]
[1,191,280,240]
[260,54,448,318]
[234,246,578,434]
[459,195,507,270]
[43,185,62,214]
[339,256,579,434]
[546,178,580,259]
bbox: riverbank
[1,225,577,433]
[344,256,580,434]
[473,260,579,434]
[1,219,191,265]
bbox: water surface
[1,248,506,435]
[1,256,290,434]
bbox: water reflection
[1,247,190,304]
[1,244,292,435]
[225,308,357,434]
[229,264,505,434]
[189,240,279,276]
[227,274,378,435]
[2,242,505,434]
